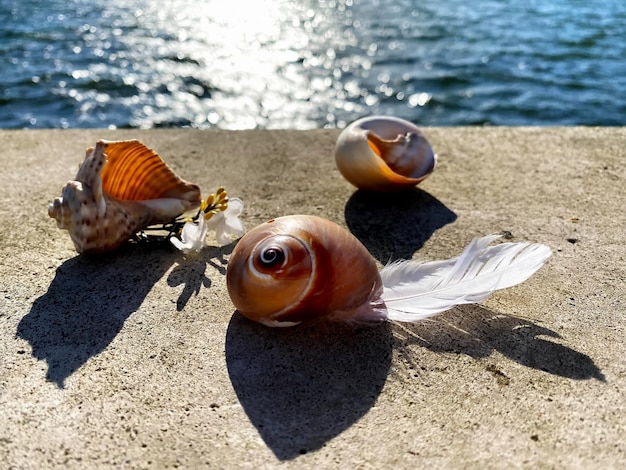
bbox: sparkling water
[1,0,624,129]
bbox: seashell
[48,140,201,254]
[334,116,436,191]
[226,215,382,327]
[226,215,552,327]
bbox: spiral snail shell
[226,215,383,327]
[227,215,552,328]
[334,116,436,191]
[48,140,201,254]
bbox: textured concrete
[0,128,624,468]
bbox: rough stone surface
[1,128,624,468]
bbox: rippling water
[1,0,625,129]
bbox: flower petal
[227,197,244,216]
[217,217,245,245]
[170,236,189,252]
[204,211,223,230]
[171,217,208,253]
[215,198,246,245]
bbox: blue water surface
[1,0,624,129]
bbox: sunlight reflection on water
[1,0,625,128]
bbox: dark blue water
[1,0,625,129]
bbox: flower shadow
[225,313,393,460]
[344,188,457,263]
[166,241,235,311]
[393,305,605,381]
[16,243,180,388]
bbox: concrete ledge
[1,128,624,468]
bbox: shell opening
[367,131,434,179]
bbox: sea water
[1,0,624,129]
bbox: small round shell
[334,116,436,191]
[226,215,382,327]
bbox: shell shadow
[16,243,180,388]
[225,313,393,460]
[344,188,457,263]
[393,305,605,381]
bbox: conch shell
[48,140,201,254]
[226,215,552,328]
[334,116,436,191]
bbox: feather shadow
[392,305,605,381]
[225,313,393,460]
[344,188,457,263]
[16,243,179,388]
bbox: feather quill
[379,235,552,322]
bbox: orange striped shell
[100,140,199,202]
[48,140,201,254]
[226,215,383,327]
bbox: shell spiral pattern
[226,215,383,327]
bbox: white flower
[170,215,209,254]
[205,197,245,246]
[170,197,245,253]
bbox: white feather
[379,235,552,322]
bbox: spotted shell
[48,140,201,254]
[226,215,383,327]
[334,116,436,191]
